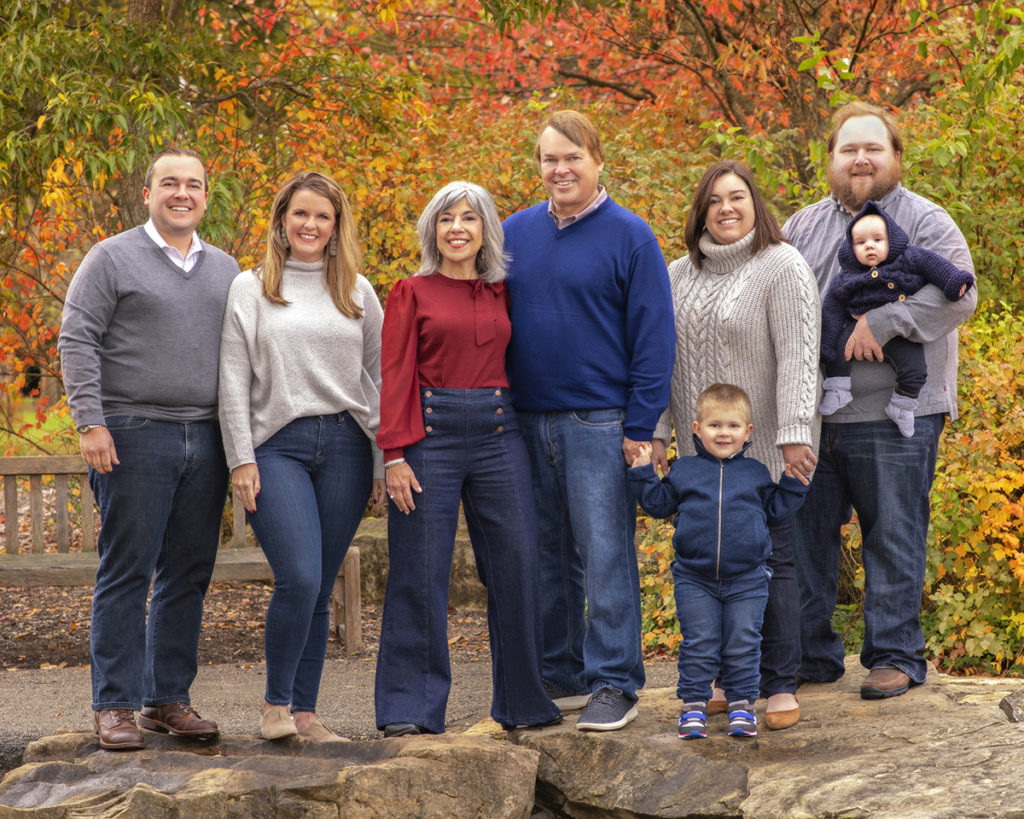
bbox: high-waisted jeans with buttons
[375,388,560,733]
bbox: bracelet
[384,458,406,469]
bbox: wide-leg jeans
[89,416,228,711]
[519,408,645,702]
[795,415,944,684]
[247,413,372,712]
[375,388,559,733]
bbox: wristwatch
[77,424,104,435]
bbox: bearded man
[782,102,975,699]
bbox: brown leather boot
[93,709,144,750]
[138,702,219,739]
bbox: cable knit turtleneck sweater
[218,258,384,476]
[654,230,821,480]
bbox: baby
[818,200,974,436]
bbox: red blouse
[376,273,511,459]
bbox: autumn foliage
[2,0,1023,673]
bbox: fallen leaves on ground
[0,581,492,670]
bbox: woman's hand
[370,478,387,512]
[232,463,261,513]
[651,438,670,478]
[782,443,816,486]
[386,461,422,515]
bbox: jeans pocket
[104,415,150,431]
[568,408,624,428]
[335,412,368,440]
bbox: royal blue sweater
[503,199,675,440]
[629,437,809,579]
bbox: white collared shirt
[547,186,609,229]
[144,220,204,273]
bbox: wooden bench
[0,455,362,652]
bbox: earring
[328,234,338,257]
[279,225,289,249]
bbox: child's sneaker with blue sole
[727,700,757,737]
[677,703,708,739]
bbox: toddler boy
[628,384,809,738]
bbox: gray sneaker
[543,681,590,711]
[576,686,638,731]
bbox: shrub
[925,304,1024,674]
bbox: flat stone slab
[0,732,540,818]
[4,656,1024,817]
[512,657,1024,817]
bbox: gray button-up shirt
[782,184,975,421]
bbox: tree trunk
[126,0,164,25]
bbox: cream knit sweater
[655,230,821,480]
[218,259,384,476]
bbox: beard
[827,160,902,213]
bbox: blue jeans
[375,389,559,733]
[89,417,228,711]
[519,409,644,701]
[247,414,372,712]
[795,415,944,684]
[674,563,770,704]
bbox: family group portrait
[1,0,1022,815]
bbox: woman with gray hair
[374,181,561,736]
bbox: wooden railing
[0,455,362,651]
[1,455,96,554]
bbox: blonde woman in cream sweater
[219,172,384,742]
[651,161,820,731]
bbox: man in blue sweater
[504,110,675,731]
[59,148,240,749]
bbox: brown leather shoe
[93,709,144,750]
[860,667,911,700]
[138,702,219,740]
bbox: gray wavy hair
[416,181,509,283]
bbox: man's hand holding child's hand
[632,442,653,468]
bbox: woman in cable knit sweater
[651,160,820,730]
[219,172,385,742]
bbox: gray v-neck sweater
[59,225,241,425]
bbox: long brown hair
[260,172,363,318]
[684,160,784,270]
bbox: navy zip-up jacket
[628,436,809,579]
[820,200,974,363]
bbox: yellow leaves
[373,0,411,29]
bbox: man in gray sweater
[783,102,975,701]
[59,148,240,750]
